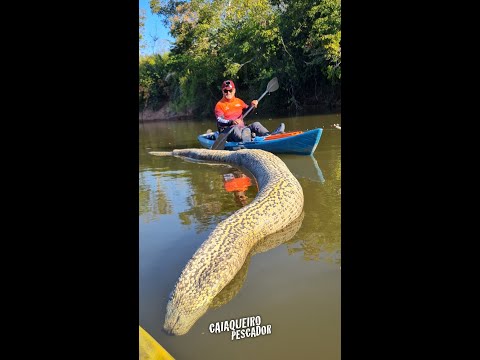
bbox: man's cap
[222,80,235,90]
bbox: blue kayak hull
[197,128,323,155]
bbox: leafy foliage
[140,0,341,116]
[139,8,147,51]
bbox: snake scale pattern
[149,148,304,335]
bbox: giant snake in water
[149,148,304,336]
[139,212,304,359]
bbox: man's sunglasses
[223,89,233,93]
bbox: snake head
[163,291,211,336]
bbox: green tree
[142,0,341,115]
[139,8,147,51]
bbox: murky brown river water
[139,113,341,359]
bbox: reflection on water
[281,154,325,183]
[211,211,305,309]
[221,168,256,207]
[139,114,341,360]
[139,171,174,221]
[287,231,341,263]
[290,157,341,263]
[139,155,340,262]
[139,159,259,233]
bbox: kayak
[197,128,323,155]
[139,326,175,360]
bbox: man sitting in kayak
[214,80,285,142]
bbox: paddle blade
[266,77,279,92]
[211,127,234,150]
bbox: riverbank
[139,102,194,122]
[139,103,341,122]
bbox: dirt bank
[139,103,194,122]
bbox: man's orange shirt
[215,97,248,127]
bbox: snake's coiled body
[150,149,304,335]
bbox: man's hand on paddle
[233,100,258,124]
[232,113,246,125]
[232,101,257,125]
